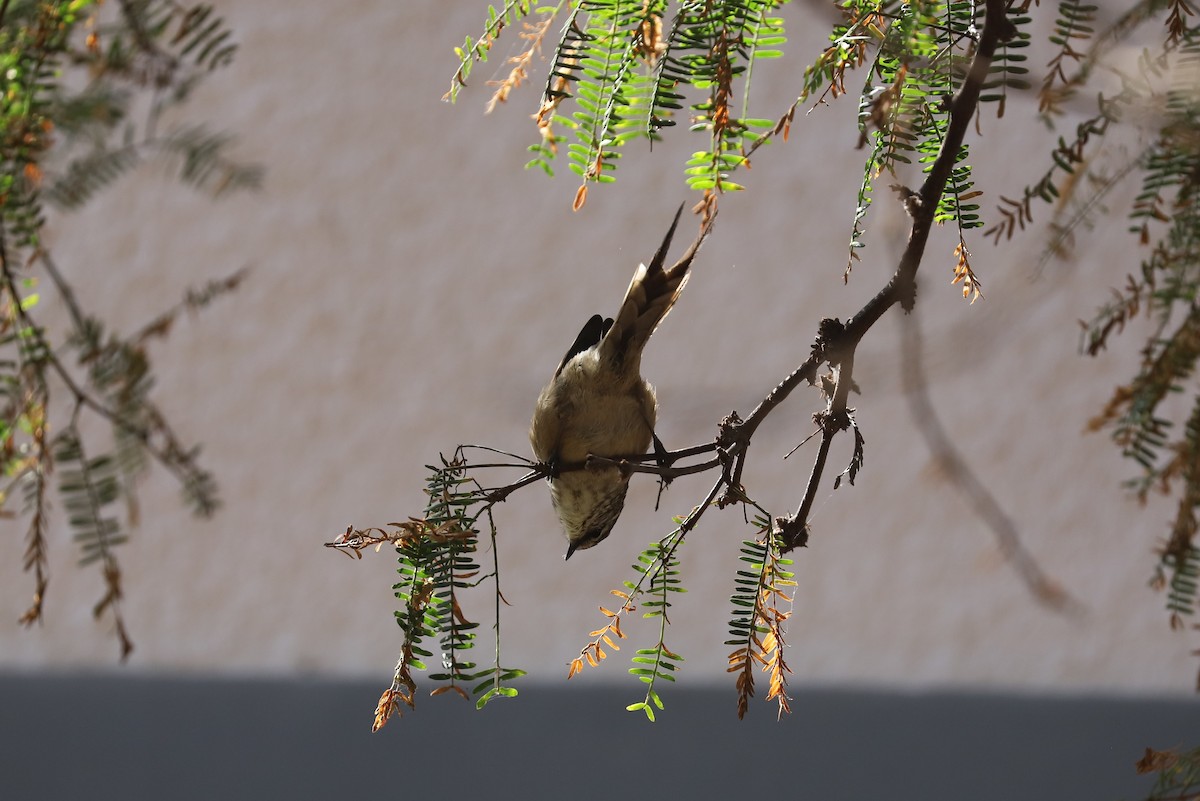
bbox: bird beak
[564,541,579,561]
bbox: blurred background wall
[0,0,1193,696]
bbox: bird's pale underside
[529,203,716,559]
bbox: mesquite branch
[516,0,1016,555]
[531,0,1016,552]
[334,1,1020,566]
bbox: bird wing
[555,313,614,377]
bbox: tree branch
[343,0,1019,575]
[0,235,216,514]
[770,0,1015,550]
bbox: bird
[529,202,715,559]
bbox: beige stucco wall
[0,1,1192,692]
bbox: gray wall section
[2,674,1196,800]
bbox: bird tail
[601,202,716,375]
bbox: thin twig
[586,451,721,479]
[483,469,546,502]
[778,345,854,549]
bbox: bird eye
[584,527,605,544]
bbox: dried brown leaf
[430,685,471,701]
[1136,747,1178,774]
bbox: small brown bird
[529,203,715,559]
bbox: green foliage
[398,0,1200,721]
[1138,746,1200,800]
[846,1,1014,275]
[0,0,83,250]
[43,2,261,209]
[932,0,1200,643]
[444,0,543,104]
[1163,540,1200,623]
[626,537,686,721]
[1039,0,1097,115]
[2,0,258,658]
[399,454,484,691]
[799,0,889,103]
[726,519,794,719]
[159,2,239,71]
[1054,21,1200,631]
[452,0,1030,287]
[55,428,126,568]
[52,424,134,656]
[364,449,525,728]
[455,0,794,207]
[44,142,141,209]
[981,11,1030,111]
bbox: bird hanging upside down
[529,203,716,559]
